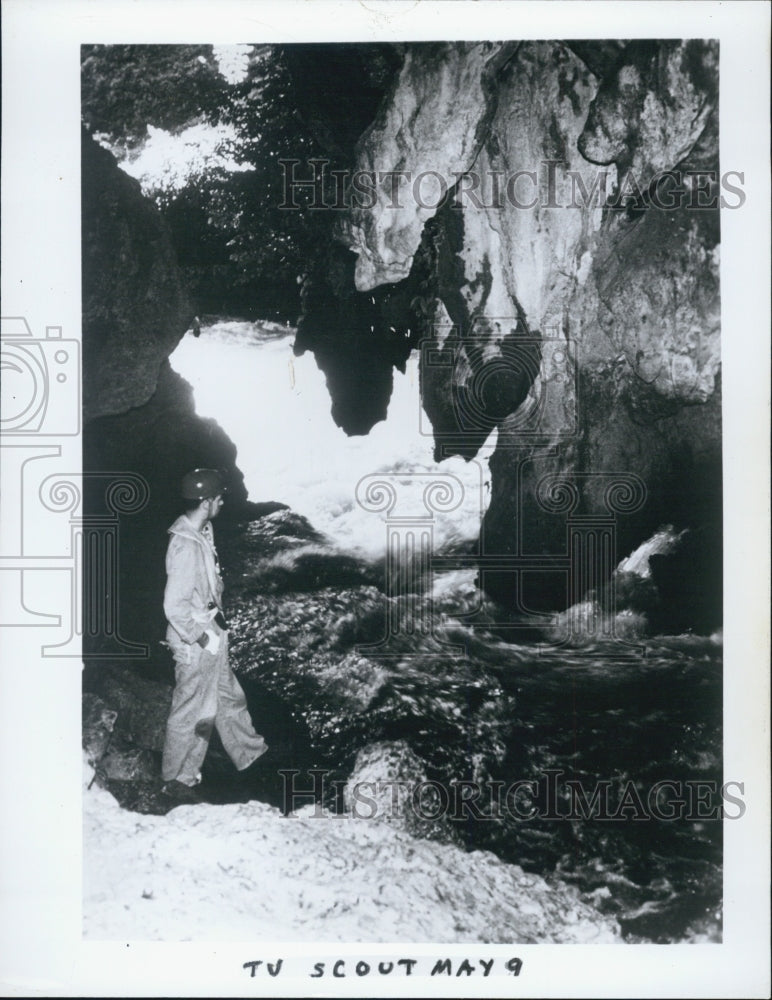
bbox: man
[161,468,268,802]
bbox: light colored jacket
[164,515,224,644]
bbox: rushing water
[171,320,723,943]
[171,320,495,557]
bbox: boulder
[83,361,261,660]
[543,524,722,640]
[82,692,118,768]
[99,747,157,783]
[344,740,458,843]
[82,126,262,659]
[578,40,718,180]
[81,129,192,421]
[84,663,172,752]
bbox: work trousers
[162,631,267,785]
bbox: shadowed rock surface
[293,39,721,620]
[82,140,286,660]
[81,129,192,422]
[83,41,722,634]
[80,41,724,944]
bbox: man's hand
[197,628,221,654]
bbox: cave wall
[81,40,723,636]
[298,39,722,621]
[81,128,192,422]
[82,130,255,664]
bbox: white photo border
[1,1,769,996]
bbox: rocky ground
[83,509,720,943]
[81,508,625,943]
[82,754,620,943]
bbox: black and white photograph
[1,1,769,996]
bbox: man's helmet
[180,468,227,501]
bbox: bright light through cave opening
[169,320,497,559]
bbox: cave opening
[168,318,497,558]
[78,38,727,946]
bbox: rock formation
[79,41,724,946]
[82,130,275,665]
[295,40,722,624]
[81,128,192,422]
